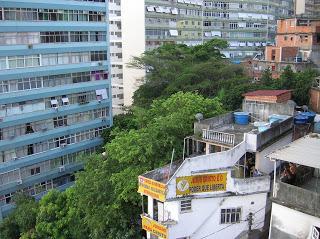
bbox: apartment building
[138,90,296,239]
[267,134,320,239]
[145,0,293,59]
[109,0,124,114]
[246,17,320,80]
[295,0,320,17]
[0,0,112,219]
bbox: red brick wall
[310,88,320,113]
[244,92,292,103]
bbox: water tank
[254,122,270,132]
[234,112,249,125]
[300,111,316,123]
[294,114,308,125]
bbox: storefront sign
[138,176,166,202]
[142,215,168,239]
[176,173,227,196]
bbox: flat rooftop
[142,160,183,184]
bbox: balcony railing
[274,181,320,217]
[202,129,235,146]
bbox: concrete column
[147,196,154,239]
[205,143,210,155]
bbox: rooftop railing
[202,129,235,146]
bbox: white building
[138,91,297,239]
[267,134,320,239]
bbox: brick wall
[310,88,320,113]
[244,92,292,103]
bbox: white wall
[255,133,292,174]
[269,203,320,239]
[121,0,146,106]
[165,193,268,239]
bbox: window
[220,208,241,224]
[180,199,192,213]
[30,167,40,175]
[27,144,34,155]
[53,116,68,128]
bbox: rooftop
[267,133,320,169]
[142,160,183,184]
[243,90,292,97]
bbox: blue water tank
[300,111,316,123]
[234,112,249,125]
[294,114,308,124]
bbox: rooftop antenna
[167,148,175,181]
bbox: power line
[198,206,267,239]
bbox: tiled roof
[243,90,292,97]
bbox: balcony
[273,180,320,217]
[202,129,235,146]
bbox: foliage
[0,194,38,239]
[130,39,247,108]
[70,92,224,238]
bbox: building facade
[0,0,112,219]
[138,90,296,239]
[109,0,124,114]
[295,0,320,18]
[145,0,294,59]
[246,17,320,80]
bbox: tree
[260,68,274,88]
[70,92,224,238]
[34,190,73,239]
[129,39,248,108]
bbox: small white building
[138,95,297,239]
[267,134,320,239]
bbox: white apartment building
[109,0,124,114]
[267,134,320,239]
[138,91,297,239]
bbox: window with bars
[180,199,192,213]
[220,208,241,224]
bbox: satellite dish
[195,113,203,122]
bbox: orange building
[245,17,320,80]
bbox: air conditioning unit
[28,44,33,49]
[0,105,6,110]
[16,179,23,185]
[98,61,103,66]
[102,117,107,122]
[41,126,48,132]
[12,156,18,161]
[59,166,65,172]
[9,133,15,140]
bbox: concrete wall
[166,193,268,239]
[255,133,292,174]
[121,0,146,106]
[274,182,320,218]
[194,112,234,135]
[269,203,320,239]
[242,101,295,122]
[256,117,293,150]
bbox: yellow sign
[142,215,168,239]
[176,173,227,196]
[138,176,166,202]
